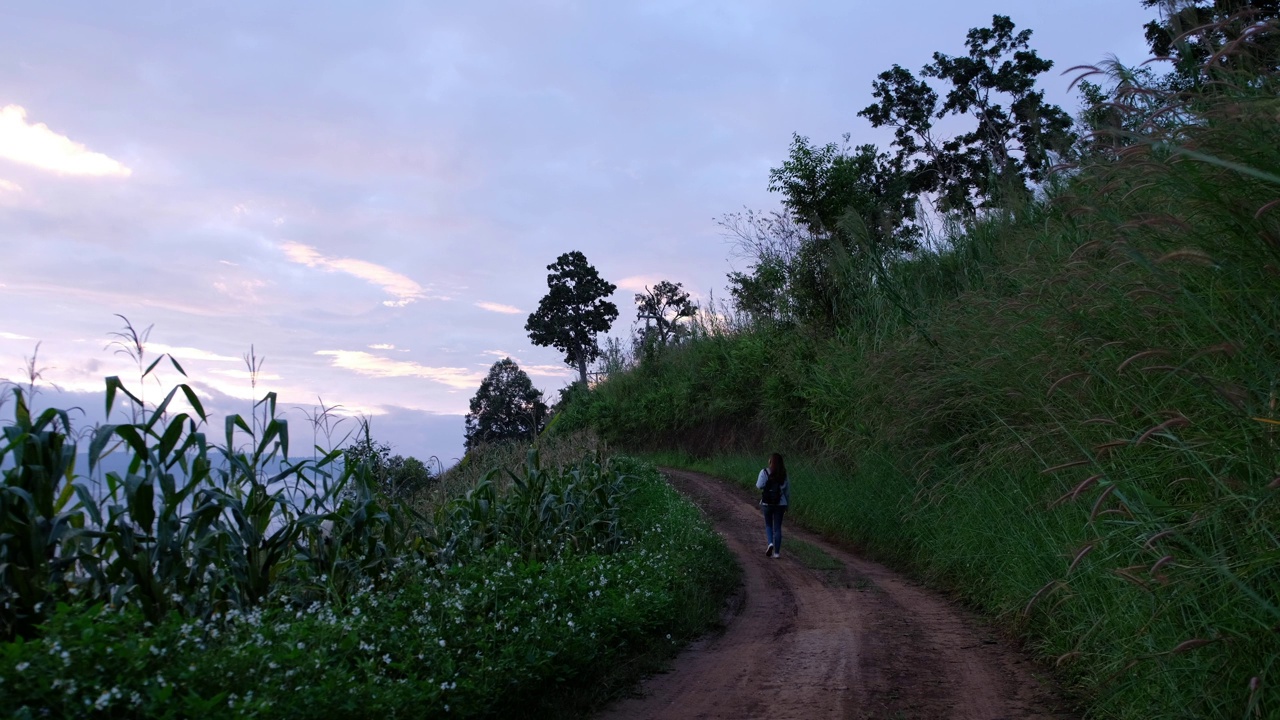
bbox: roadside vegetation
[0,346,736,717]
[558,6,1280,719]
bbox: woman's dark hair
[768,453,787,483]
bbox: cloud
[0,105,132,177]
[315,350,482,390]
[147,342,243,363]
[211,277,268,304]
[0,179,21,193]
[477,350,569,378]
[280,241,427,307]
[522,364,573,377]
[616,275,705,303]
[475,301,522,314]
[616,274,668,292]
[0,331,33,340]
[368,343,396,350]
[207,368,283,382]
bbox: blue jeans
[763,504,786,551]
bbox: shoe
[772,551,780,559]
[765,543,773,557]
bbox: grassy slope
[566,92,1280,719]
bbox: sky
[0,1,1159,466]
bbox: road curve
[596,468,1077,720]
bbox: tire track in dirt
[596,468,1077,720]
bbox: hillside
[559,29,1280,720]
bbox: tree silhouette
[1141,0,1280,88]
[464,358,548,450]
[860,15,1075,215]
[634,280,697,354]
[525,251,619,386]
[768,134,920,252]
[765,137,921,327]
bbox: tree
[763,136,922,328]
[634,280,697,356]
[727,258,789,324]
[1140,0,1280,88]
[1073,64,1187,155]
[593,336,631,381]
[464,357,548,451]
[860,15,1076,215]
[767,134,920,252]
[722,208,807,325]
[525,251,619,386]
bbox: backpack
[761,470,783,505]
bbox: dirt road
[597,468,1076,720]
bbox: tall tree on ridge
[525,251,619,387]
[634,280,697,353]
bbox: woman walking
[756,453,789,558]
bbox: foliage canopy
[729,15,1075,331]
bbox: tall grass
[567,48,1280,720]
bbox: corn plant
[0,363,427,639]
[431,448,631,564]
[0,391,80,639]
